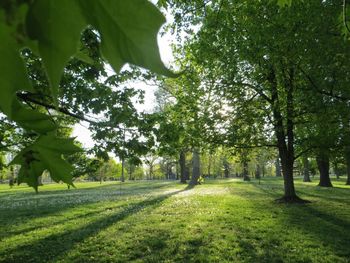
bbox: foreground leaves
[11,134,82,192]
[26,0,174,100]
[0,0,172,190]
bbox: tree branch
[17,92,100,125]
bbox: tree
[0,0,174,191]
[165,0,349,202]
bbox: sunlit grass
[0,177,349,262]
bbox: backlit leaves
[0,0,172,190]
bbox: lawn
[0,177,349,263]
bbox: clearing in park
[0,178,349,263]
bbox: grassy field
[0,177,349,263]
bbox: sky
[72,11,175,149]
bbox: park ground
[0,177,349,263]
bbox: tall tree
[165,0,350,202]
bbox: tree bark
[317,152,332,187]
[262,164,265,177]
[128,163,133,180]
[255,164,261,179]
[190,148,201,185]
[223,158,229,178]
[121,157,125,182]
[179,150,187,183]
[269,67,304,202]
[302,156,311,182]
[275,158,282,177]
[242,161,250,181]
[345,149,350,185]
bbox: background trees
[154,0,350,201]
[1,0,350,200]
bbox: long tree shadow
[243,182,350,260]
[0,187,189,263]
[283,205,350,259]
[0,181,173,240]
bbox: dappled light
[0,179,349,262]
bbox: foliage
[163,0,350,198]
[0,0,173,190]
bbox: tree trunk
[255,164,261,179]
[317,152,332,187]
[275,158,281,177]
[279,149,297,199]
[179,150,187,183]
[121,157,125,182]
[302,156,311,182]
[333,162,340,180]
[345,149,350,185]
[274,107,297,200]
[269,67,306,202]
[190,148,200,185]
[262,164,265,177]
[243,161,250,181]
[224,158,229,178]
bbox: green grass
[0,177,349,263]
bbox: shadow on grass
[0,182,175,241]
[0,187,189,263]
[241,182,350,261]
[283,205,350,259]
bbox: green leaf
[35,134,82,154]
[78,0,175,76]
[0,17,32,116]
[13,102,57,133]
[1,0,175,191]
[74,50,94,65]
[12,134,81,190]
[21,161,46,193]
[26,0,86,101]
[0,13,56,134]
[26,0,175,101]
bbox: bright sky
[72,10,175,149]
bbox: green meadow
[0,178,349,263]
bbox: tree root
[275,195,311,204]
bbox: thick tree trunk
[274,106,298,200]
[302,156,311,182]
[275,158,281,177]
[279,149,297,199]
[179,150,187,183]
[345,150,350,185]
[128,163,133,180]
[317,152,332,187]
[255,164,261,179]
[190,148,201,185]
[242,161,250,181]
[262,164,265,177]
[269,67,305,202]
[121,157,125,182]
[185,166,190,180]
[224,159,229,178]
